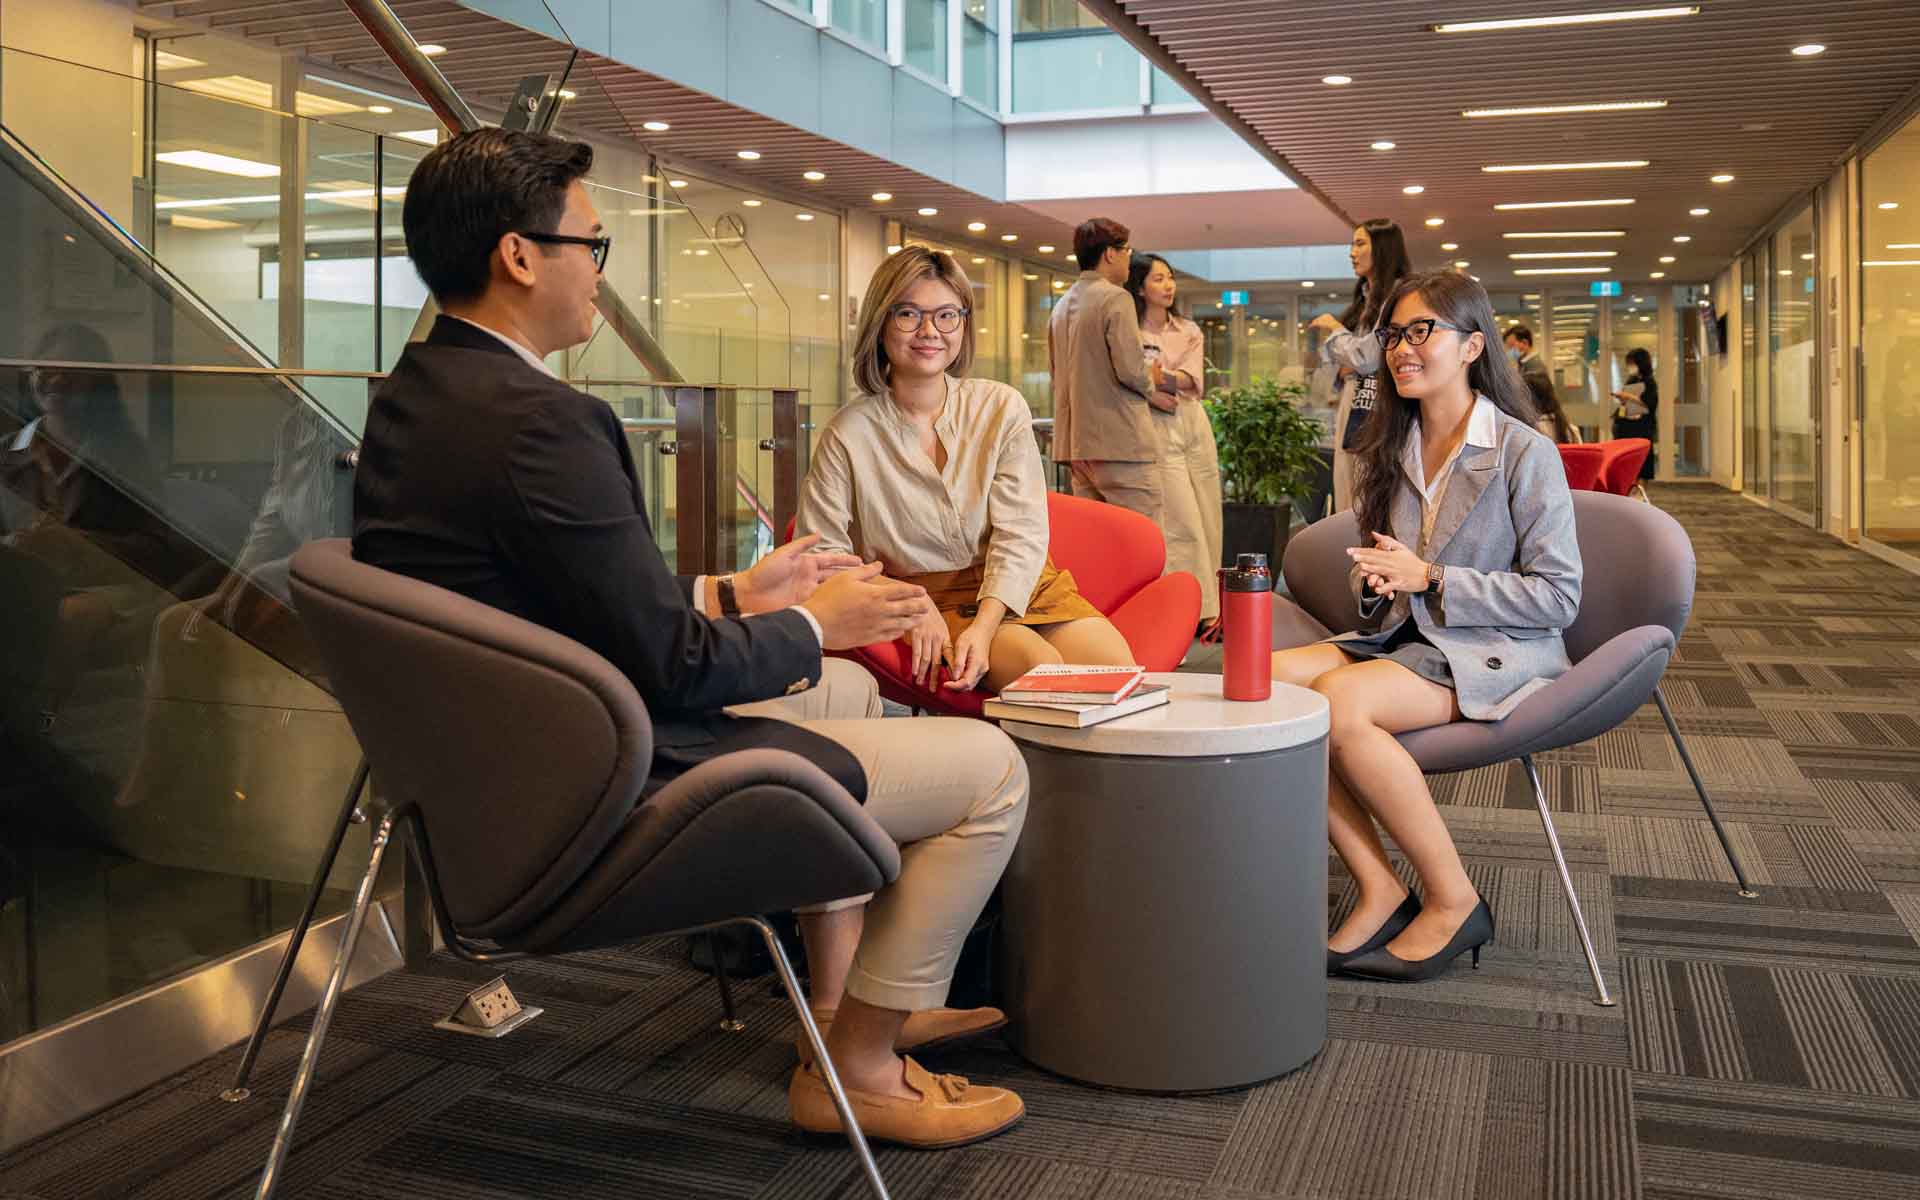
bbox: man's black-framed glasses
[889,304,969,334]
[1375,317,1469,351]
[519,231,612,272]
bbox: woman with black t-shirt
[1611,346,1659,479]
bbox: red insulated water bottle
[1219,552,1273,701]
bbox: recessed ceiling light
[818,292,831,300]
[1301,280,1316,287]
[1463,100,1668,118]
[556,89,577,100]
[1453,259,1470,268]
[668,179,688,188]
[886,244,902,254]
[1024,273,1038,280]
[1503,230,1626,238]
[1066,253,1077,261]
[803,170,826,181]
[1494,198,1635,210]
[967,221,987,231]
[1508,250,1619,259]
[694,248,709,256]
[368,104,393,114]
[742,199,762,207]
[871,191,893,201]
[1371,140,1396,151]
[1432,7,1698,34]
[1038,244,1055,252]
[155,150,281,178]
[1650,271,1666,278]
[1512,266,1614,275]
[796,213,814,221]
[1481,160,1649,172]
[1673,235,1691,243]
[643,120,670,132]
[1002,233,1018,241]
[1659,255,1676,263]
[918,206,938,216]
[1791,43,1826,56]
[1879,201,1900,210]
[737,150,761,160]
[1711,173,1734,183]
[971,257,986,264]
[1054,280,1065,288]
[1689,207,1710,215]
[1800,252,1814,260]
[1441,242,1459,250]
[1323,75,1353,86]
[1403,184,1425,195]
[417,43,447,56]
[1425,217,1445,227]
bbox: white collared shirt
[1404,393,1501,548]
[445,315,559,379]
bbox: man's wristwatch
[716,573,743,617]
[1426,561,1445,596]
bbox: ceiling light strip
[1463,100,1668,118]
[1512,266,1614,275]
[1481,161,1649,172]
[1503,230,1627,238]
[1433,7,1698,35]
[1494,199,1636,210]
[1508,251,1619,259]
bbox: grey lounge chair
[249,539,901,1200]
[1279,491,1755,1007]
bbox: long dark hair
[1352,271,1540,540]
[1526,372,1573,443]
[1124,252,1183,325]
[1624,347,1653,381]
[1338,218,1412,333]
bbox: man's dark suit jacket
[352,315,864,798]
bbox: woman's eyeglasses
[1375,317,1469,351]
[889,304,969,334]
[518,231,613,272]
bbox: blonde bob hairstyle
[850,245,976,397]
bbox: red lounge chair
[1598,438,1651,497]
[1558,443,1606,492]
[793,492,1200,717]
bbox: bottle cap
[1220,553,1274,593]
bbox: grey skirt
[1326,619,1455,689]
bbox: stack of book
[982,664,1170,728]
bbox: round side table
[997,672,1330,1093]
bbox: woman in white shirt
[1126,252,1223,631]
[799,246,1132,692]
[1307,219,1413,512]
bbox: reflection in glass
[962,0,999,107]
[1769,206,1817,517]
[904,0,948,79]
[834,0,888,47]
[1861,112,1920,556]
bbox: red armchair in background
[811,491,1201,717]
[1598,438,1651,497]
[1557,443,1605,492]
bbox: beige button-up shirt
[796,376,1050,617]
[1048,271,1158,463]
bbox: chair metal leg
[1520,756,1616,1008]
[705,932,746,1032]
[744,916,890,1200]
[1653,687,1759,898]
[224,758,371,1102]
[253,811,396,1200]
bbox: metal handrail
[0,358,807,393]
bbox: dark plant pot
[1221,500,1293,572]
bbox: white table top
[999,672,1329,758]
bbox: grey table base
[998,737,1328,1094]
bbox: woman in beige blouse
[799,246,1132,692]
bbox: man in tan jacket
[1047,217,1173,522]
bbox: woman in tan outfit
[799,245,1132,693]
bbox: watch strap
[716,574,743,617]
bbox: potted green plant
[1204,376,1328,570]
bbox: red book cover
[1000,664,1145,702]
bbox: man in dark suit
[355,128,1027,1148]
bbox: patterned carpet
[5,484,1920,1200]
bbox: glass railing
[1012,30,1140,113]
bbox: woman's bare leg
[798,906,864,1011]
[1312,660,1476,960]
[1034,616,1134,670]
[981,623,1061,693]
[1273,646,1410,949]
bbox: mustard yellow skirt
[902,559,1101,643]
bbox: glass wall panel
[1675,284,1712,477]
[1151,66,1194,106]
[961,0,998,108]
[904,0,949,79]
[1012,31,1137,112]
[833,0,887,48]
[1860,112,1920,556]
[1742,250,1766,493]
[1609,286,1663,470]
[1770,205,1818,517]
[1548,293,1605,440]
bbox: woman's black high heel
[1326,892,1422,975]
[1338,898,1494,983]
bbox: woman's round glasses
[1375,317,1468,351]
[890,304,969,334]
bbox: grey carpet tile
[8,484,1920,1200]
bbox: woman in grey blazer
[1271,270,1582,983]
